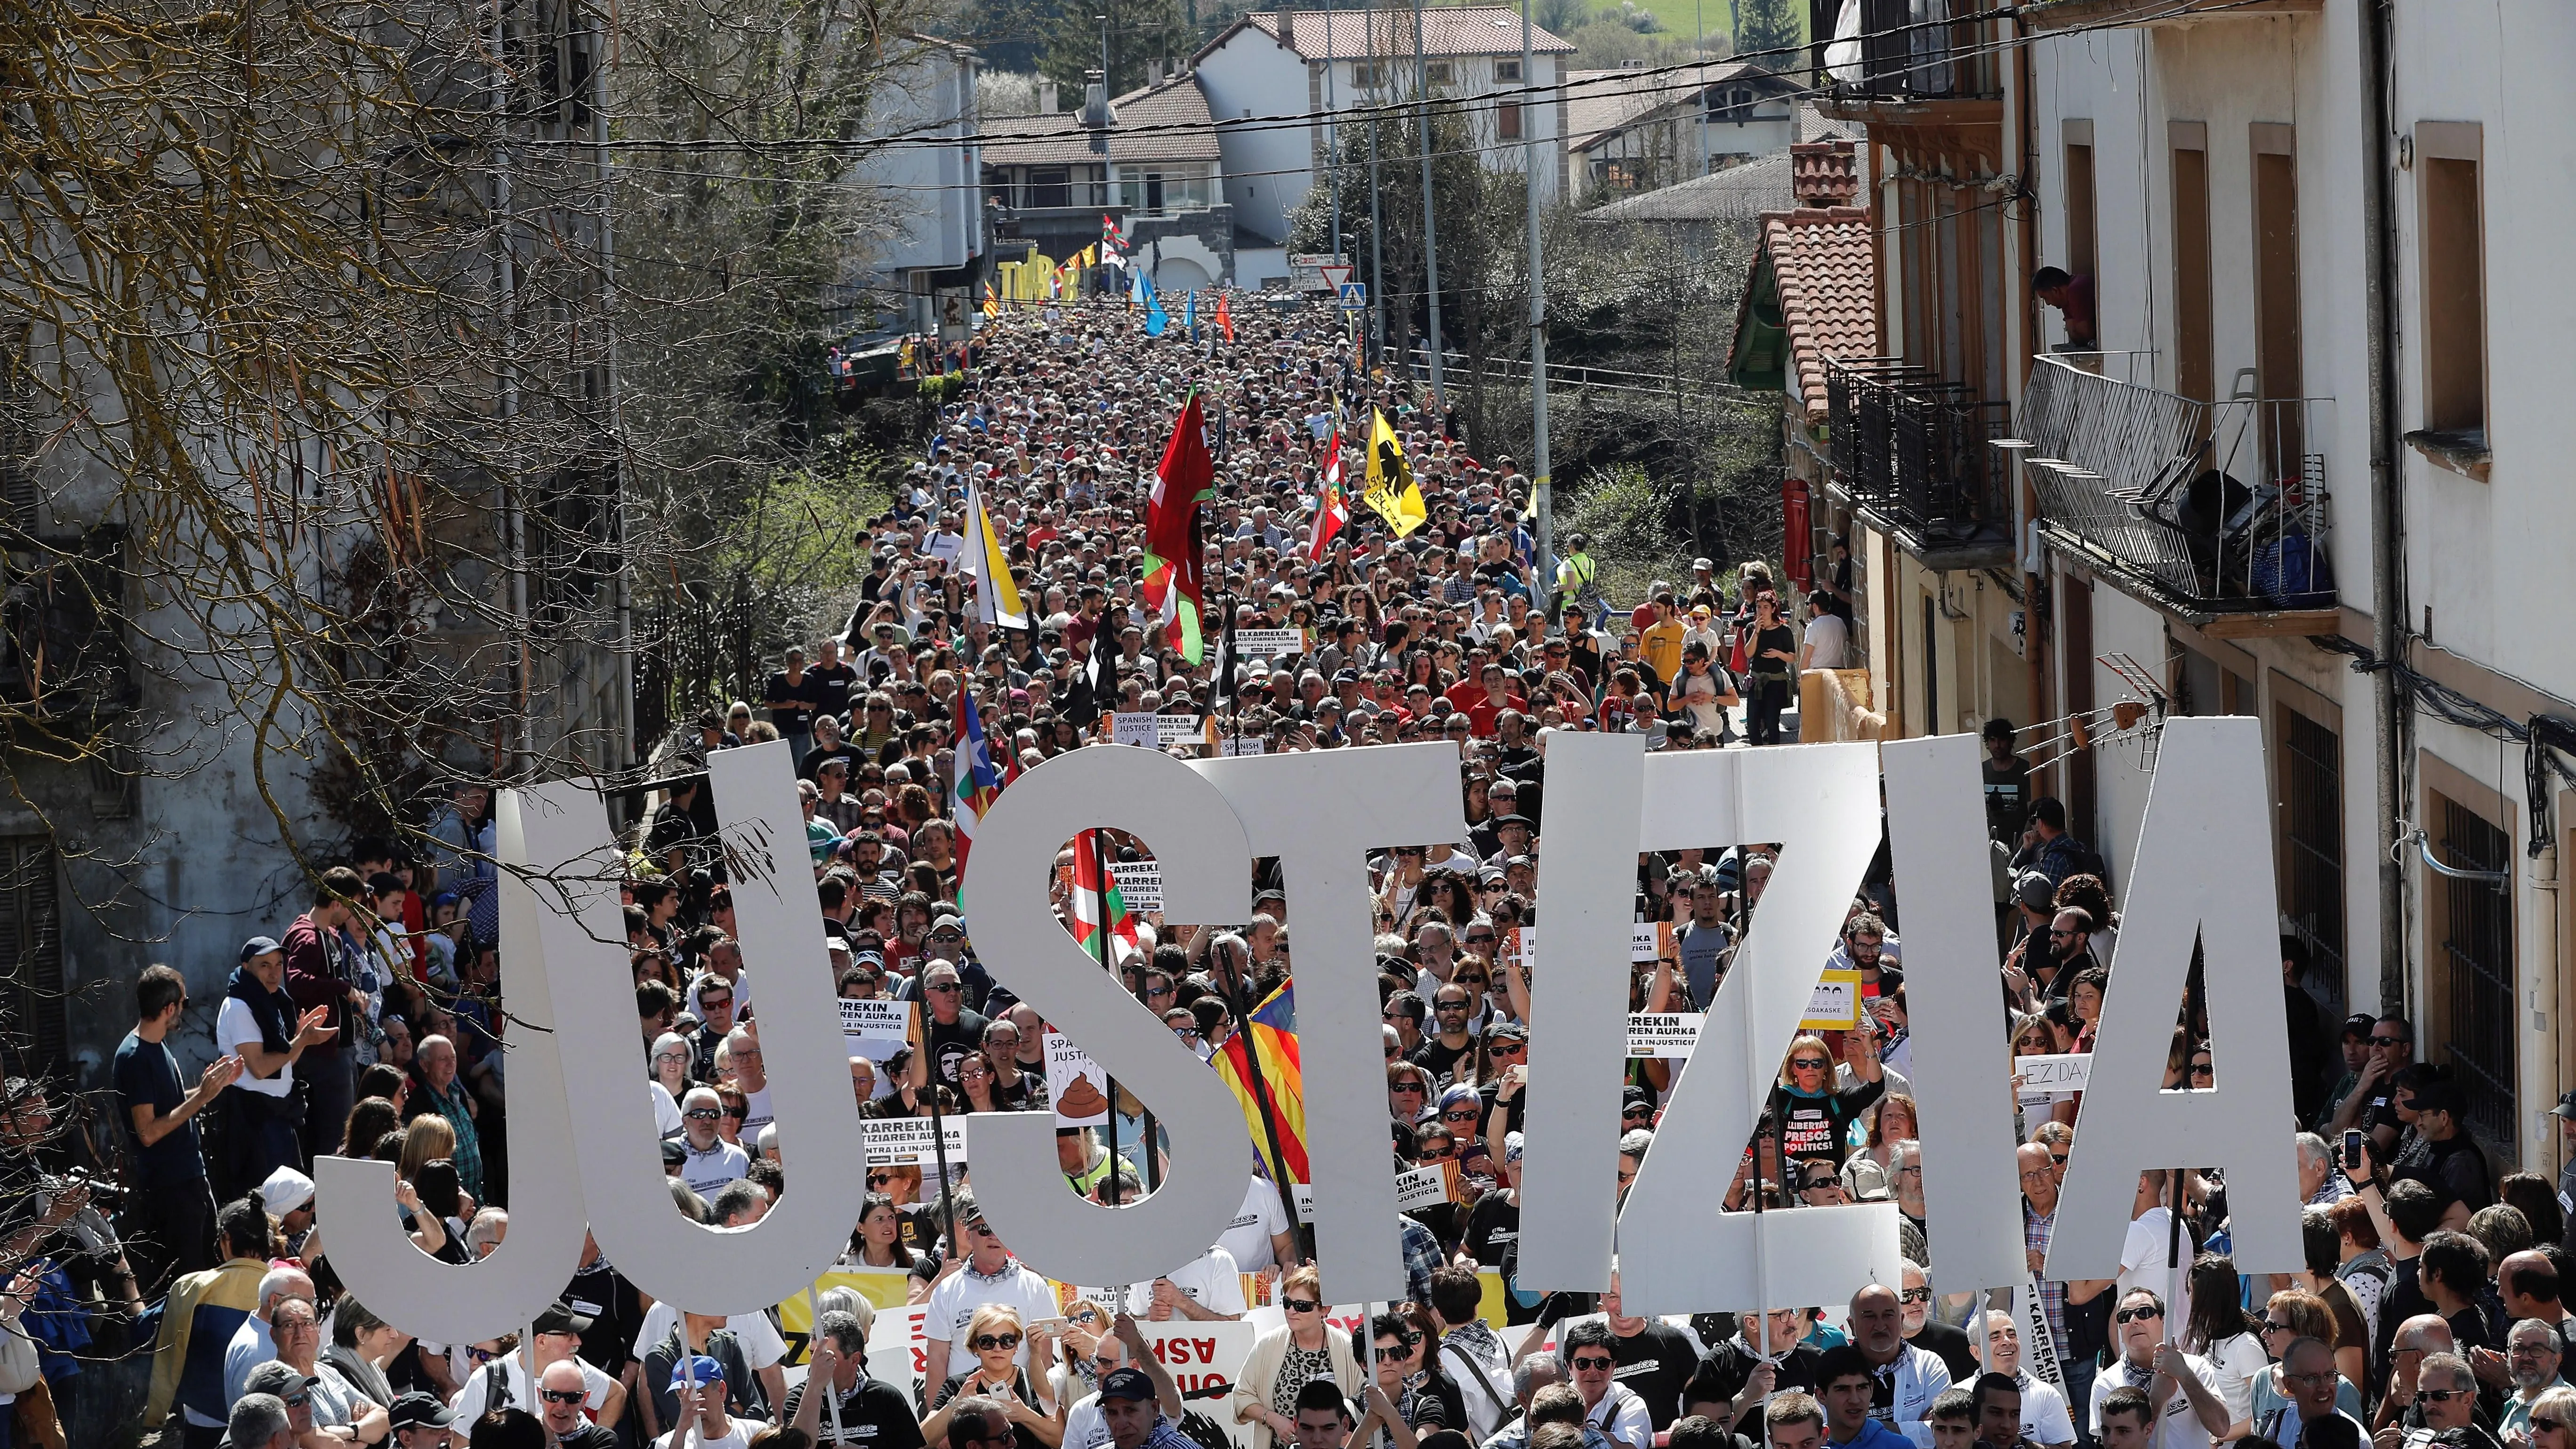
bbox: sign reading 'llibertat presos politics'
[320,724,2303,1348]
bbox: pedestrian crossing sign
[1337,282,1367,311]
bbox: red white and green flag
[1143,391,1215,662]
[1068,831,1139,953]
[1309,430,1350,560]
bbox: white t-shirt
[449,1355,617,1421]
[2115,1208,2193,1327]
[2016,1370,2078,1447]
[1217,1178,1289,1272]
[925,1262,1061,1369]
[651,1081,684,1140]
[1118,1246,1245,1319]
[680,1139,751,1197]
[738,1085,774,1141]
[1585,1381,1655,1449]
[2198,1331,2268,1428]
[659,1425,748,1449]
[629,1305,787,1369]
[2089,1352,2217,1449]
[217,997,294,1097]
[1802,613,1851,670]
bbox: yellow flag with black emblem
[1361,409,1428,538]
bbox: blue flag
[1139,270,1169,338]
[1184,289,1198,342]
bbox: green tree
[1039,0,1192,98]
[1733,0,1802,62]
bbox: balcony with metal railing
[1823,358,2015,569]
[2008,354,2338,629]
[1807,0,2004,105]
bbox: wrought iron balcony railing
[1825,358,2013,562]
[2012,354,2336,616]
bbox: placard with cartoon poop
[1046,1030,1112,1124]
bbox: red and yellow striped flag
[1211,982,1306,1188]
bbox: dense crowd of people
[2,296,2567,1449]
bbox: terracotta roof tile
[1759,204,1877,423]
[982,73,1224,167]
[1237,8,1575,60]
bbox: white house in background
[840,35,982,338]
[981,72,1247,292]
[1191,8,1576,244]
[1564,61,1803,200]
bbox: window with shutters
[0,837,65,1080]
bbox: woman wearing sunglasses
[1767,1023,1884,1174]
[1366,1306,1466,1438]
[2517,1385,2576,1449]
[1235,1264,1363,1449]
[925,1304,1060,1449]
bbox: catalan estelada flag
[952,689,1001,878]
[1212,982,1306,1188]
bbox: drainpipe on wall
[2531,837,2561,1175]
[2360,0,2412,1018]
[2010,9,2049,761]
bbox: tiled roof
[1223,8,1575,61]
[1758,203,1877,423]
[981,73,1224,167]
[1575,109,1862,222]
[1562,63,1757,152]
[1791,138,1861,206]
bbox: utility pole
[1326,0,1342,269]
[1694,0,1709,178]
[1367,96,1386,374]
[1411,0,1444,409]
[1522,0,1553,589]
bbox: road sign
[1338,282,1367,311]
[1319,264,1355,290]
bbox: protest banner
[1630,925,1664,963]
[2012,1052,2092,1106]
[1392,1164,1449,1212]
[1047,1030,1113,1125]
[1108,860,1164,913]
[1799,969,1863,1030]
[840,998,909,1053]
[1232,628,1308,659]
[1112,713,1202,749]
[1219,737,1265,757]
[1626,1014,1704,1059]
[862,1116,969,1166]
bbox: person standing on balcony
[2035,268,2097,351]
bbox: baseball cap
[388,1393,458,1431]
[2552,1089,2576,1121]
[668,1354,728,1389]
[240,935,283,962]
[2012,870,2055,911]
[1502,1131,1525,1166]
[260,1166,316,1219]
[1101,1367,1159,1401]
[2341,1013,2378,1042]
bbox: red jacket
[277,913,347,1053]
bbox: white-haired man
[677,1086,749,1197]
[222,1264,313,1407]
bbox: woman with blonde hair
[1766,1025,1883,1172]
[924,1303,1060,1448]
[1234,1264,1362,1449]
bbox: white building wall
[1196,30,1567,244]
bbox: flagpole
[924,992,960,1252]
[1088,825,1122,1196]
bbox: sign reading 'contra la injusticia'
[317,724,2302,1345]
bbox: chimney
[1146,57,1166,86]
[1277,1,1295,48]
[1038,78,1060,113]
[1790,138,1860,208]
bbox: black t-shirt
[1465,1191,1519,1268]
[1768,1078,1884,1170]
[1409,1036,1474,1087]
[564,1255,647,1373]
[805,663,860,723]
[1607,1321,1701,1429]
[1749,624,1796,683]
[1683,1341,1823,1439]
[1908,1322,1979,1383]
[783,1376,928,1449]
[2389,1132,2496,1212]
[767,671,817,733]
[113,1030,203,1185]
[552,1426,618,1449]
[926,1009,990,1089]
[1476,1080,1527,1143]
[1981,757,2030,845]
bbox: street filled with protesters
[25,296,2576,1449]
